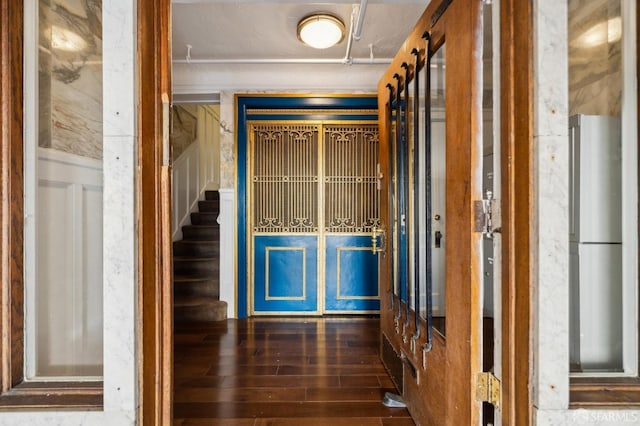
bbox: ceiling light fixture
[297,14,345,49]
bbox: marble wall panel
[533,0,570,411]
[170,104,198,161]
[568,0,622,116]
[39,0,103,160]
[220,91,236,189]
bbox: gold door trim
[264,246,307,301]
[336,247,381,300]
[248,120,379,315]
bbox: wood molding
[0,0,25,392]
[571,377,640,408]
[500,0,533,423]
[138,0,173,424]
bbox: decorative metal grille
[251,124,319,233]
[324,125,380,233]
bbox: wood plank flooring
[174,317,415,425]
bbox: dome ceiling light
[297,14,346,49]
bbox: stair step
[173,190,224,324]
[173,257,219,277]
[205,191,220,201]
[173,240,219,257]
[174,297,227,322]
[198,200,220,213]
[174,277,219,299]
[182,225,220,240]
[190,212,218,225]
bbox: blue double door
[249,121,380,314]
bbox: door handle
[435,230,442,248]
[371,226,386,254]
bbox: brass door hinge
[476,372,500,407]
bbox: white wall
[173,62,386,93]
[219,188,235,318]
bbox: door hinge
[476,372,500,407]
[474,190,501,238]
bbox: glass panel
[418,48,428,323]
[393,75,404,322]
[567,0,637,375]
[27,0,104,378]
[389,89,399,312]
[431,44,446,337]
[407,67,416,318]
[399,70,409,311]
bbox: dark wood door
[377,1,486,424]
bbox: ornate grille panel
[251,124,319,233]
[324,125,380,233]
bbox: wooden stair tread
[173,191,225,323]
[174,257,217,262]
[173,276,218,283]
[174,296,223,307]
[173,241,219,247]
[173,276,217,281]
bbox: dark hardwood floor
[174,317,415,425]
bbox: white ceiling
[171,0,429,64]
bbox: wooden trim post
[0,0,25,392]
[138,0,173,424]
[500,0,533,423]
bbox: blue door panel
[325,235,380,311]
[254,236,318,312]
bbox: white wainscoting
[218,188,235,318]
[172,140,200,241]
[172,104,220,241]
[200,105,221,192]
[30,148,103,378]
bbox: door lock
[435,230,442,248]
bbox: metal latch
[476,372,501,407]
[474,190,501,238]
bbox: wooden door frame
[500,0,532,423]
[377,0,532,424]
[0,0,26,393]
[138,0,173,424]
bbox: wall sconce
[297,14,345,49]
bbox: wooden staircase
[173,190,227,322]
